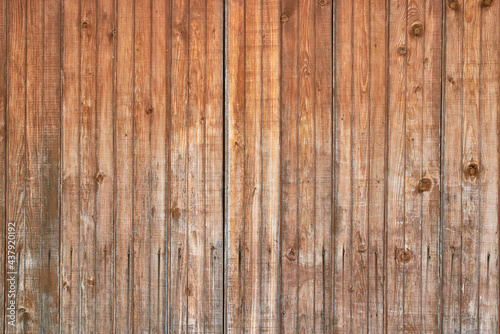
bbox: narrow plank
[80,0,97,330]
[41,0,61,331]
[169,0,189,330]
[151,0,168,331]
[421,0,442,331]
[95,0,114,331]
[460,0,481,331]
[478,0,499,331]
[367,0,387,332]
[225,0,245,331]
[5,0,26,332]
[261,0,281,332]
[442,0,463,331]
[351,0,370,330]
[313,1,332,332]
[242,0,263,330]
[333,0,353,330]
[61,0,81,331]
[24,0,43,330]
[280,0,299,331]
[297,0,315,331]
[0,0,6,329]
[186,0,207,330]
[386,0,406,332]
[404,0,424,332]
[205,0,224,331]
[132,0,152,331]
[114,0,134,331]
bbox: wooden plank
[132,0,152,331]
[5,0,26,332]
[169,0,189,330]
[61,0,81,331]
[442,0,463,331]
[186,0,207,331]
[404,0,424,332]
[225,0,245,331]
[24,0,43,330]
[0,0,6,329]
[386,0,406,332]
[351,0,370,331]
[80,0,97,330]
[261,0,281,332]
[333,0,352,331]
[314,1,333,332]
[95,0,114,331]
[205,0,224,331]
[41,0,61,331]
[421,0,442,331]
[151,0,168,331]
[478,0,499,331]
[367,1,387,332]
[242,0,263,330]
[114,0,134,331]
[280,0,299,331]
[460,0,481,331]
[297,0,315,331]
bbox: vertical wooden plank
[261,0,281,331]
[404,0,424,332]
[151,0,167,332]
[186,0,206,331]
[61,0,81,331]
[367,0,387,332]
[351,0,369,331]
[205,0,224,331]
[114,0,134,331]
[297,0,315,331]
[80,0,97,330]
[333,0,352,331]
[478,0,499,331]
[132,0,152,330]
[386,0,406,332]
[24,0,43,330]
[5,0,26,332]
[313,1,332,332]
[170,0,189,330]
[225,0,245,331]
[421,0,441,331]
[41,0,61,331]
[460,0,481,331]
[280,0,299,331]
[95,0,114,331]
[442,0,462,331]
[242,0,262,330]
[0,0,6,329]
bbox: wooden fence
[0,0,499,332]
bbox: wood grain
[0,0,5,330]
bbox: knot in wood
[417,178,432,192]
[398,248,412,263]
[95,172,104,184]
[357,243,367,253]
[146,107,153,115]
[410,21,424,37]
[397,46,407,55]
[482,0,493,7]
[448,0,459,10]
[286,248,296,261]
[280,14,289,22]
[82,21,89,29]
[465,162,479,176]
[318,0,327,5]
[111,29,116,36]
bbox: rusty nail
[397,46,407,55]
[417,178,432,192]
[482,0,493,7]
[411,21,424,36]
[319,0,327,5]
[448,0,459,10]
[281,14,289,22]
[466,162,479,176]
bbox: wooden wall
[0,0,499,332]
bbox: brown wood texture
[1,0,500,332]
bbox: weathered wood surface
[0,0,499,332]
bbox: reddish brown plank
[114,0,134,331]
[0,0,6,329]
